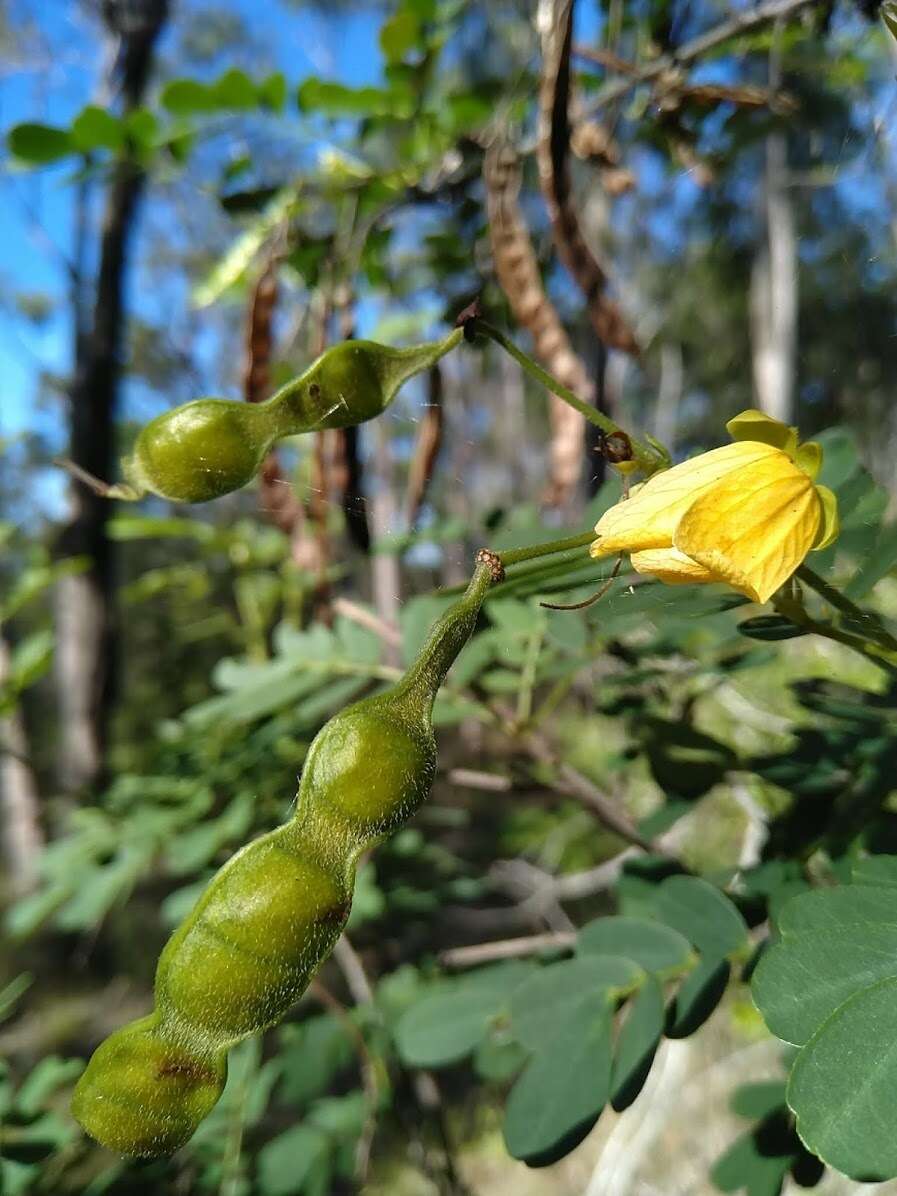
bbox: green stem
[773,596,897,678]
[498,529,595,568]
[516,627,543,726]
[797,565,897,652]
[473,320,667,475]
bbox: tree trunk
[0,633,43,896]
[370,423,401,669]
[55,1,169,792]
[653,342,683,455]
[750,28,797,423]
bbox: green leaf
[259,71,287,112]
[487,598,545,636]
[307,1091,365,1138]
[297,79,413,119]
[473,1033,528,1083]
[380,8,420,62]
[0,974,32,1024]
[655,877,749,958]
[165,793,253,873]
[108,514,220,543]
[738,615,807,641]
[666,957,731,1038]
[847,523,897,598]
[641,718,735,801]
[160,79,218,115]
[611,977,664,1112]
[816,427,859,491]
[752,886,897,1046]
[510,956,643,1051]
[788,976,897,1180]
[852,855,897,887]
[7,123,72,163]
[70,106,123,152]
[278,1016,354,1107]
[395,986,501,1067]
[193,188,299,307]
[503,1001,612,1165]
[125,107,159,150]
[257,1123,331,1196]
[8,630,54,694]
[14,1057,84,1118]
[711,1120,792,1196]
[578,917,692,973]
[214,68,256,109]
[730,1080,787,1121]
[443,91,493,134]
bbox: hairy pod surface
[72,562,492,1156]
[121,331,462,503]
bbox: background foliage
[3,0,897,1192]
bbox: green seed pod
[71,558,496,1157]
[121,330,462,504]
[123,400,267,505]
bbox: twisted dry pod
[71,557,497,1157]
[121,330,463,503]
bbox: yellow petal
[591,441,781,558]
[726,409,799,456]
[629,548,718,586]
[674,456,822,603]
[812,484,839,551]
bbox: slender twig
[491,700,660,853]
[573,43,642,75]
[333,934,375,1006]
[309,975,379,1182]
[582,0,823,115]
[447,768,512,792]
[553,760,658,852]
[440,932,576,968]
[331,597,402,648]
[490,851,637,903]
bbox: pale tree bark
[0,634,43,896]
[750,23,797,423]
[55,1,169,792]
[653,341,683,454]
[370,423,401,669]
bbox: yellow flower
[589,410,839,604]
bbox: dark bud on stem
[455,297,483,343]
[602,430,634,465]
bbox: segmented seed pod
[71,560,494,1157]
[122,332,462,504]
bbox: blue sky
[2,0,893,515]
[0,0,390,445]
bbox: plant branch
[491,700,660,853]
[797,565,897,652]
[582,0,822,115]
[498,529,596,568]
[440,932,576,968]
[471,319,666,474]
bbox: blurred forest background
[3,0,897,1193]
